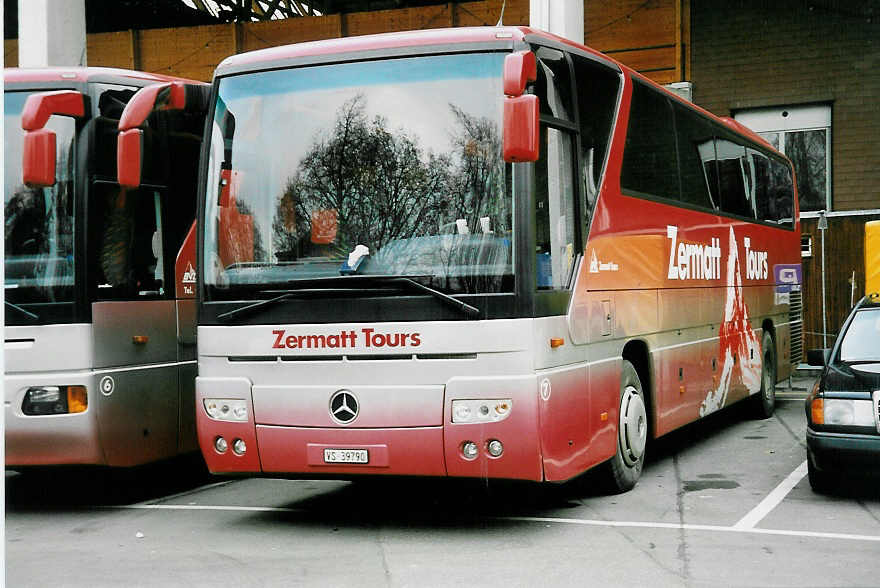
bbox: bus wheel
[752,331,776,419]
[603,360,647,493]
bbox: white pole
[529,0,584,45]
[18,0,87,67]
[818,210,828,348]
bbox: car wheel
[601,360,647,494]
[752,331,776,418]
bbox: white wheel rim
[619,385,647,466]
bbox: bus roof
[3,66,202,86]
[215,26,615,78]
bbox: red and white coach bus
[121,27,801,491]
[4,68,209,468]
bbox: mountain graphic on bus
[700,227,762,416]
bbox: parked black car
[805,293,880,492]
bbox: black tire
[601,360,648,494]
[807,453,832,494]
[752,331,776,419]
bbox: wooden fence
[5,0,689,85]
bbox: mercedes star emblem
[329,390,359,424]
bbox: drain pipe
[818,210,828,348]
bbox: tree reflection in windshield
[270,93,511,293]
[208,52,513,295]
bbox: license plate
[323,448,369,464]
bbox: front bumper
[5,373,105,467]
[195,375,544,481]
[806,428,880,477]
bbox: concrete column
[18,0,87,67]
[529,0,583,45]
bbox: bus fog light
[461,441,478,460]
[232,438,247,456]
[204,398,248,422]
[487,439,504,457]
[22,386,86,416]
[451,399,513,423]
[214,436,228,454]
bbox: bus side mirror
[503,51,537,97]
[20,90,85,188]
[21,90,85,131]
[22,129,57,187]
[117,81,209,188]
[503,95,540,162]
[117,128,144,189]
[502,51,539,163]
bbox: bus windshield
[4,91,76,318]
[203,52,512,298]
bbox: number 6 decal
[100,376,115,396]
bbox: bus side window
[751,149,776,223]
[768,158,795,228]
[673,103,717,211]
[716,139,754,219]
[621,81,679,202]
[571,54,620,229]
[94,185,165,299]
[535,47,573,121]
[535,127,577,290]
[534,48,578,291]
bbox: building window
[801,235,812,258]
[734,104,831,213]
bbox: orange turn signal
[549,337,565,348]
[811,398,824,424]
[67,386,88,414]
[132,335,149,345]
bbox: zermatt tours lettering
[272,328,421,350]
[666,225,721,281]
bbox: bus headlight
[203,398,249,422]
[451,399,512,423]
[22,386,87,415]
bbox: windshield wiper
[5,301,39,322]
[293,274,481,319]
[216,275,481,323]
[385,276,481,319]
[216,290,298,323]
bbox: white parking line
[110,496,880,544]
[733,460,808,530]
[131,480,233,507]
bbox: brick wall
[691,1,880,357]
[691,0,880,213]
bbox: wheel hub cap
[619,385,647,466]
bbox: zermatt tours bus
[117,27,801,491]
[4,68,210,468]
